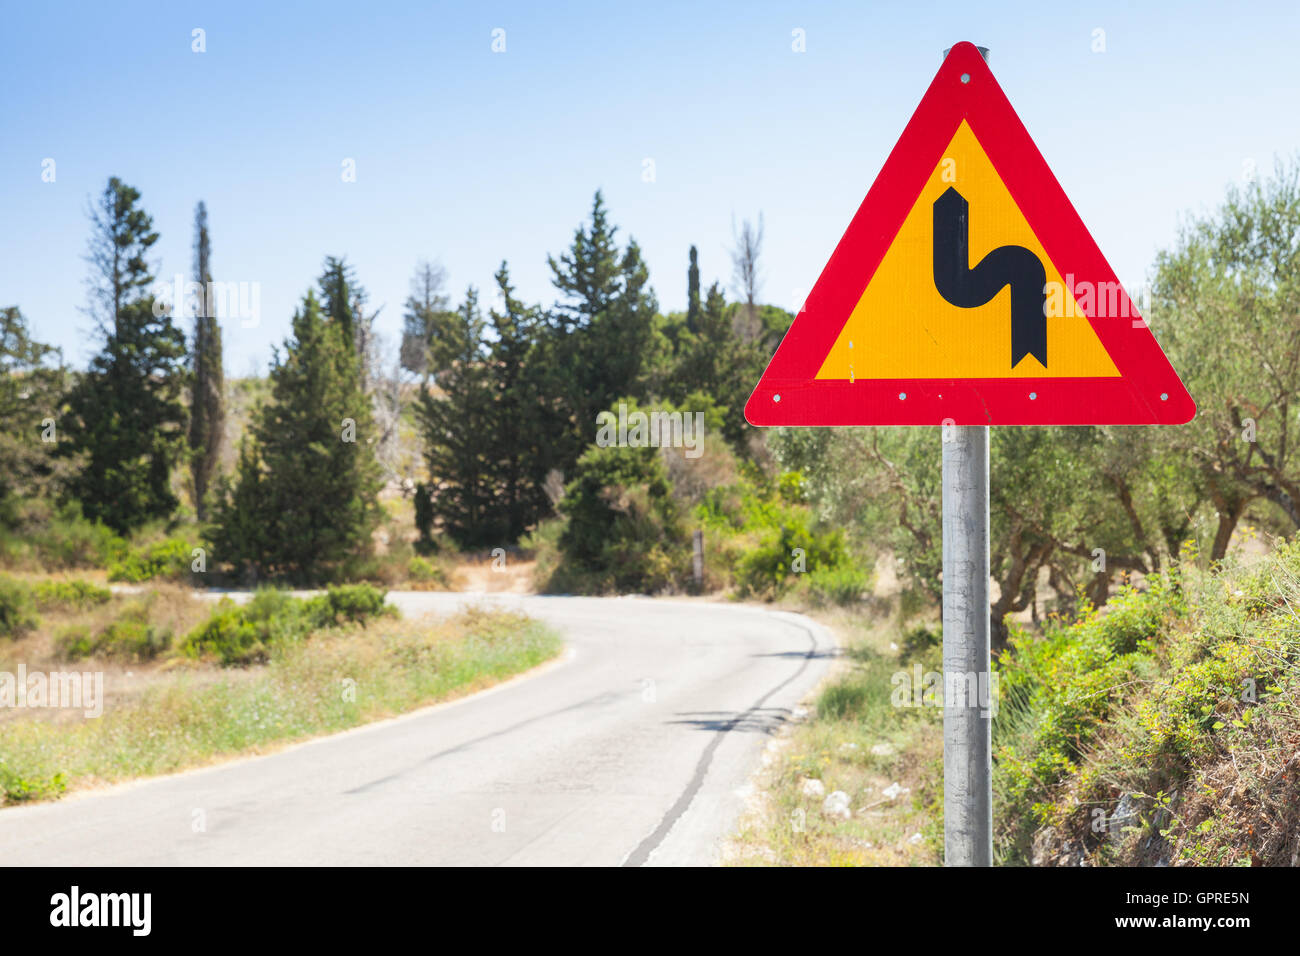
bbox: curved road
[0,593,835,866]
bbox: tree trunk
[1209,502,1245,562]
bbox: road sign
[745,41,1195,427]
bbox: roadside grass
[0,597,561,806]
[726,606,943,866]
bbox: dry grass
[724,605,943,866]
[0,594,561,805]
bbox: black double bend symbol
[932,186,1047,368]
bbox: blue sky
[3,0,1298,374]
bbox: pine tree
[546,191,658,432]
[414,288,499,547]
[209,288,382,580]
[63,178,188,533]
[188,201,225,520]
[485,263,556,541]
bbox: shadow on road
[667,707,791,735]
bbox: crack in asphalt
[621,615,824,867]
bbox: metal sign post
[941,423,992,866]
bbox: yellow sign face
[816,121,1120,380]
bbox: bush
[0,576,37,639]
[734,516,852,600]
[803,563,873,606]
[406,555,451,590]
[0,766,67,804]
[551,439,688,594]
[307,583,393,627]
[55,601,171,662]
[900,624,942,658]
[30,579,112,612]
[0,499,125,571]
[181,584,395,666]
[178,602,265,666]
[108,537,193,583]
[992,575,1182,859]
[40,510,126,570]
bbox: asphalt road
[0,593,835,866]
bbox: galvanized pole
[942,424,992,865]
[941,45,993,868]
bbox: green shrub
[0,766,67,804]
[406,555,450,589]
[108,537,193,583]
[804,563,873,606]
[0,500,126,571]
[734,516,851,600]
[552,437,688,594]
[310,583,393,626]
[55,602,171,662]
[0,577,38,639]
[900,623,942,658]
[181,585,394,666]
[992,576,1183,859]
[179,602,266,666]
[51,624,94,659]
[29,579,112,612]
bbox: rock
[823,790,852,820]
[881,782,909,800]
[870,742,895,757]
[1112,793,1140,832]
[908,832,924,845]
[800,777,826,798]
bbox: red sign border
[744,41,1195,427]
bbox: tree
[730,212,764,340]
[188,201,225,520]
[413,288,498,547]
[547,191,659,431]
[318,256,365,347]
[63,178,188,533]
[400,260,452,384]
[485,263,559,541]
[0,307,75,507]
[552,419,687,594]
[686,245,701,333]
[1151,157,1300,559]
[209,287,382,580]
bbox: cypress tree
[686,245,701,333]
[188,201,225,520]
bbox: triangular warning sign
[745,42,1195,427]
